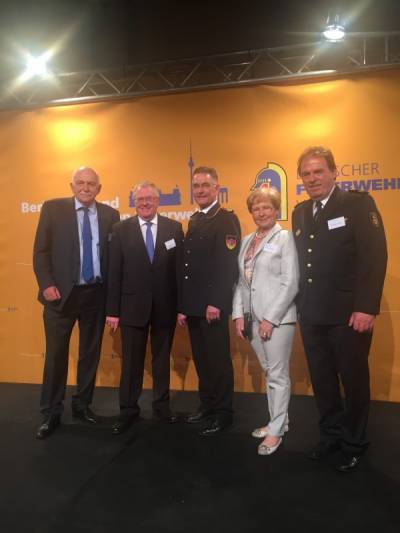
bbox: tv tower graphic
[188,140,195,204]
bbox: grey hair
[132,181,160,198]
[71,166,99,183]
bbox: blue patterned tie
[82,207,94,282]
[145,221,155,263]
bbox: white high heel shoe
[258,437,282,456]
[251,422,289,438]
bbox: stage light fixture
[21,51,52,81]
[323,11,345,42]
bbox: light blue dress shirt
[74,198,101,284]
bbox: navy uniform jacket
[180,203,241,317]
[292,186,387,325]
[33,197,120,310]
[106,214,184,327]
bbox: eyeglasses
[135,196,158,204]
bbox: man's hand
[106,316,120,332]
[235,317,245,339]
[259,319,274,340]
[43,286,61,301]
[206,305,220,324]
[349,312,375,333]
[177,313,187,327]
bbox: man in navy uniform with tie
[33,167,120,439]
[106,182,183,434]
[292,147,387,471]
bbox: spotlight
[21,51,52,81]
[323,11,345,42]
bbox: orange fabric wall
[0,69,399,401]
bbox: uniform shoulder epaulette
[348,190,369,195]
[293,199,307,209]
[220,207,235,214]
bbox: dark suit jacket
[33,197,120,310]
[180,203,241,317]
[292,186,387,325]
[106,214,184,327]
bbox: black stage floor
[1,383,399,533]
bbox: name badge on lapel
[165,239,176,250]
[327,216,346,230]
[263,243,278,253]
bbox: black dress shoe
[184,410,212,424]
[72,407,99,424]
[198,418,232,437]
[337,455,361,472]
[36,415,61,439]
[153,412,180,424]
[112,416,137,435]
[307,441,340,460]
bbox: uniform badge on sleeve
[369,212,380,227]
[226,235,237,250]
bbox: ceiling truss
[1,32,399,110]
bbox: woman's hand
[235,317,245,339]
[259,319,274,340]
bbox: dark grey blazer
[33,197,120,310]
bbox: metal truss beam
[1,32,400,110]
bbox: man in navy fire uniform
[178,166,241,436]
[292,146,387,471]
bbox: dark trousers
[300,322,372,456]
[40,285,105,416]
[119,321,175,417]
[188,315,234,422]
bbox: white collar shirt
[138,214,158,245]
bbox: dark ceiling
[1,0,399,77]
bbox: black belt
[75,280,103,289]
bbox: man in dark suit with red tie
[106,181,183,434]
[292,147,387,471]
[33,167,120,439]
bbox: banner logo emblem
[252,162,288,220]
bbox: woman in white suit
[232,187,299,455]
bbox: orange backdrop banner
[0,69,399,401]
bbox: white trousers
[250,322,295,437]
